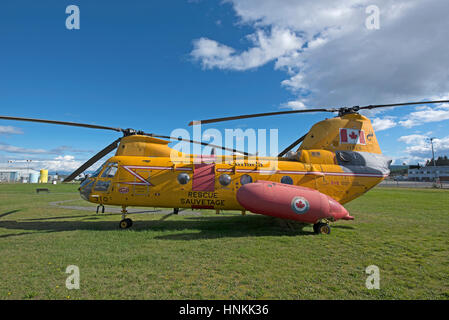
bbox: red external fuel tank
[236,180,354,224]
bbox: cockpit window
[90,162,107,178]
[101,163,118,178]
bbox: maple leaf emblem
[349,131,358,140]
[296,200,305,208]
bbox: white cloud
[372,117,396,131]
[191,0,449,111]
[286,100,307,110]
[399,103,449,128]
[397,134,427,145]
[396,134,449,164]
[0,143,46,154]
[3,154,106,173]
[0,143,93,155]
[40,155,84,172]
[191,27,304,71]
[0,126,23,134]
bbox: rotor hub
[338,106,360,117]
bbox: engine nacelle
[236,180,354,224]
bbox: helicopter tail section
[299,113,382,154]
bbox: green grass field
[0,183,448,300]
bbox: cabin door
[192,163,215,192]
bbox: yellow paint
[80,114,387,210]
[39,169,48,183]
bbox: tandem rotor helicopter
[1,99,447,234]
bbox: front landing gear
[313,222,331,235]
[119,218,133,229]
[119,206,133,229]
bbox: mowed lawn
[0,183,448,300]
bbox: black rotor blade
[0,115,123,132]
[189,100,449,126]
[278,134,307,157]
[359,100,449,111]
[63,138,122,182]
[188,108,335,126]
[141,132,254,156]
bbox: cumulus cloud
[39,155,84,172]
[3,154,107,173]
[0,143,46,154]
[399,103,449,128]
[0,143,93,155]
[0,126,23,134]
[191,27,304,71]
[286,100,307,110]
[191,0,449,117]
[372,117,396,131]
[395,134,449,164]
[0,143,102,172]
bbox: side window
[240,174,253,185]
[101,163,118,178]
[281,176,293,185]
[94,180,111,192]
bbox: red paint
[349,131,358,140]
[192,163,215,191]
[236,180,353,224]
[340,129,348,143]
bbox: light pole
[428,137,439,184]
[7,159,32,182]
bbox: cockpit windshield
[90,162,107,178]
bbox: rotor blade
[0,115,123,132]
[141,132,254,156]
[63,138,122,182]
[359,100,449,111]
[189,100,449,126]
[278,134,307,157]
[188,108,335,126]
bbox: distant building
[408,166,449,182]
[0,167,40,183]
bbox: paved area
[49,199,200,215]
[379,180,449,189]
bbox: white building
[0,167,40,183]
[408,166,449,182]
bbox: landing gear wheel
[313,222,331,235]
[119,218,133,229]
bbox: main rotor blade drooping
[63,138,122,182]
[278,134,307,157]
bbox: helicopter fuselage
[79,150,390,211]
[77,113,391,226]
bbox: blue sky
[1,0,449,172]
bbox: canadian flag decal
[340,128,366,145]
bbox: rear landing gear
[313,222,331,235]
[119,206,133,229]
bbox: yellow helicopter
[1,100,447,234]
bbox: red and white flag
[339,128,366,145]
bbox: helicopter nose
[79,179,94,201]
